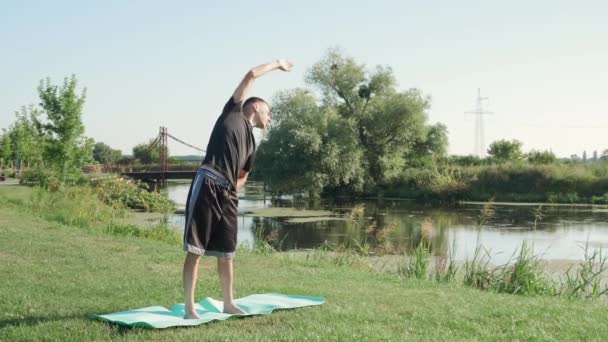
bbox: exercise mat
[93,293,325,329]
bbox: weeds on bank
[391,200,608,301]
[434,238,459,282]
[561,243,608,299]
[303,240,372,268]
[495,241,557,296]
[250,224,278,256]
[5,186,608,302]
[4,185,181,246]
[398,242,430,280]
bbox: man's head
[242,97,271,129]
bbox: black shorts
[183,166,238,258]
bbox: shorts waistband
[198,166,232,190]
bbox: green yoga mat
[93,293,325,329]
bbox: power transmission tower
[465,88,493,157]
[159,126,168,188]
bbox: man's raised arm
[232,59,293,103]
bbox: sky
[1,0,607,158]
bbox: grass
[2,186,608,340]
[562,243,608,299]
[0,185,181,246]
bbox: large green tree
[256,48,445,196]
[306,48,431,187]
[406,123,449,167]
[256,89,363,196]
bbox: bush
[90,175,175,213]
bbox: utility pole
[465,89,493,157]
[159,126,168,189]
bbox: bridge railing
[104,160,201,174]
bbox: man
[182,59,293,318]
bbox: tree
[0,129,12,167]
[305,48,434,187]
[255,89,363,197]
[0,105,45,170]
[33,75,94,182]
[406,123,449,167]
[133,138,162,164]
[487,139,523,162]
[93,142,122,164]
[526,150,557,164]
[255,48,444,196]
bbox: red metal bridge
[120,126,205,188]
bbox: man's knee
[185,252,201,264]
[217,256,233,265]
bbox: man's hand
[277,59,294,72]
[233,59,294,103]
[236,169,249,192]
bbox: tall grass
[561,243,608,299]
[250,224,278,255]
[398,242,430,280]
[434,238,458,282]
[28,186,127,230]
[495,241,557,296]
[11,186,181,245]
[463,245,495,290]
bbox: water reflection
[163,180,608,264]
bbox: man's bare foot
[184,310,201,319]
[223,302,246,315]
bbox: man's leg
[183,252,201,319]
[217,257,246,314]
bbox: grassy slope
[1,188,608,341]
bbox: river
[161,180,608,265]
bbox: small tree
[0,129,12,167]
[0,105,46,172]
[93,142,122,164]
[526,150,557,164]
[33,75,94,183]
[601,149,608,162]
[133,138,162,164]
[487,139,523,162]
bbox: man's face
[253,102,271,129]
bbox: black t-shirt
[202,97,256,189]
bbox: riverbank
[2,186,608,340]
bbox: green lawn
[1,187,608,341]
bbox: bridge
[119,126,205,189]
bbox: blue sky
[1,1,607,157]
